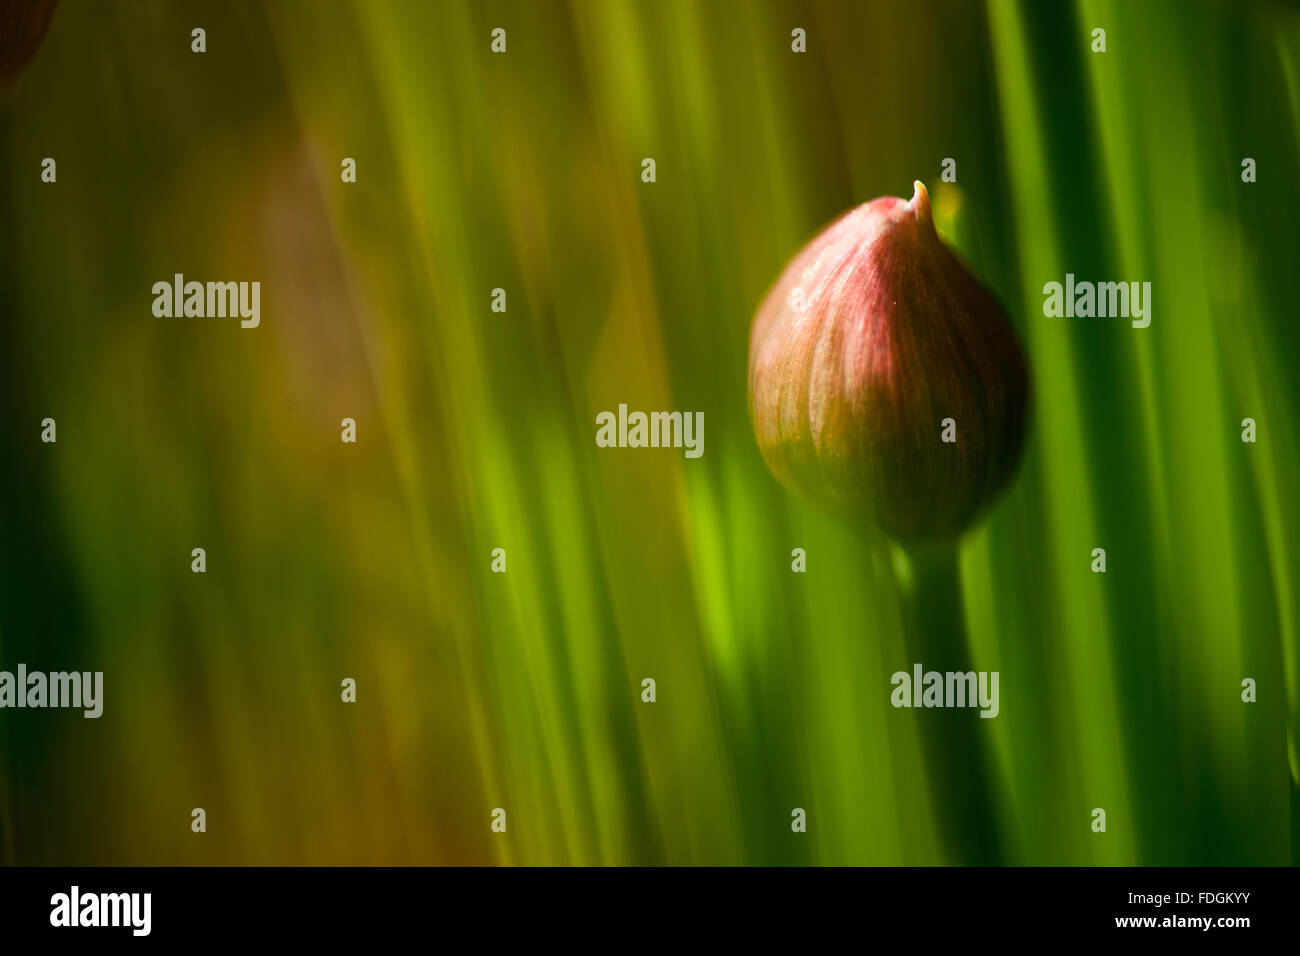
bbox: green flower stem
[892,543,1006,865]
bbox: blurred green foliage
[1,0,1297,864]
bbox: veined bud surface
[748,182,1029,542]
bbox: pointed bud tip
[909,181,932,227]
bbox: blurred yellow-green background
[1,0,1298,865]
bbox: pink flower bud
[748,182,1030,542]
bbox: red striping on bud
[748,182,1030,542]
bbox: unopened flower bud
[748,182,1029,542]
